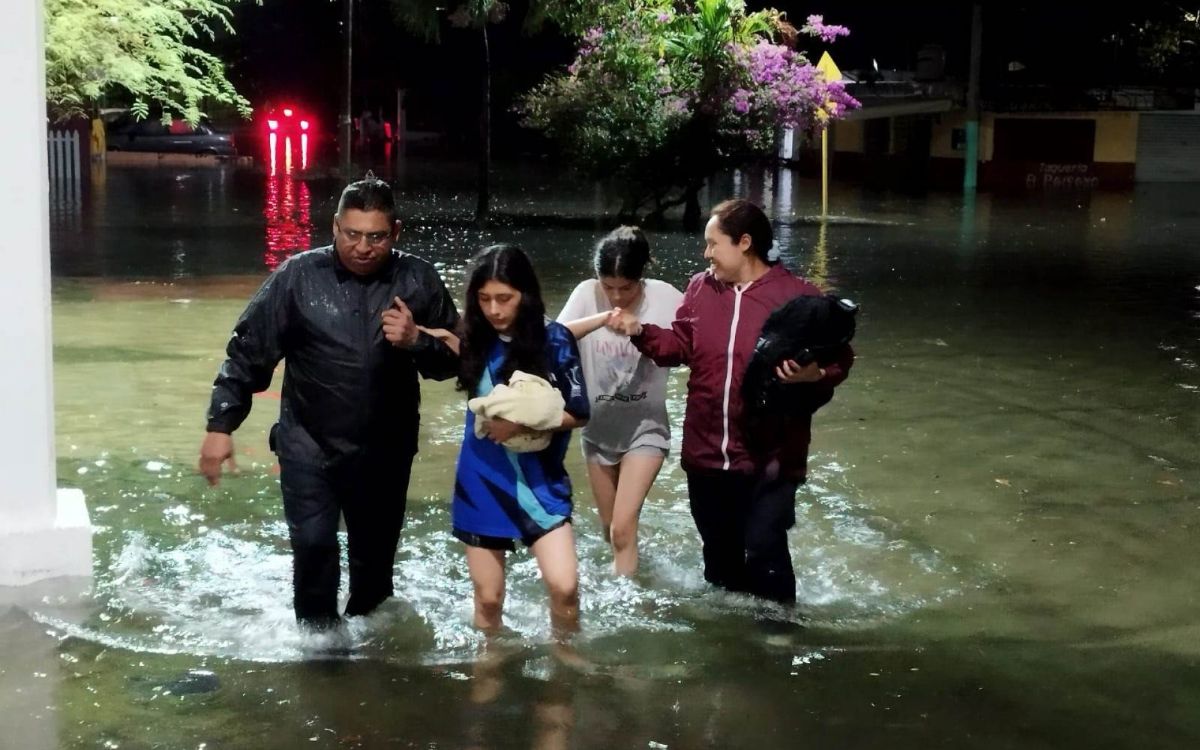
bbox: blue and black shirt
[451,322,589,542]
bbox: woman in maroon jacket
[607,199,853,604]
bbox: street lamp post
[964,0,983,191]
[341,0,354,173]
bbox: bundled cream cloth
[468,370,565,452]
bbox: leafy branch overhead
[44,0,252,125]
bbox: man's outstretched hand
[199,431,238,486]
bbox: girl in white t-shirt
[557,227,683,575]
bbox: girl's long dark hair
[458,244,549,395]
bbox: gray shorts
[581,439,668,466]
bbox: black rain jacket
[206,247,460,466]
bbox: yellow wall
[981,114,995,161]
[832,119,864,153]
[830,110,1138,163]
[1094,112,1138,162]
[983,111,1138,163]
[931,111,967,158]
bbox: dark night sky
[213,1,1190,148]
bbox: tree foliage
[520,1,857,219]
[44,0,251,124]
[1114,4,1200,77]
[388,0,513,40]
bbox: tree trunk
[476,24,491,226]
[617,187,644,223]
[642,183,703,227]
[682,184,702,230]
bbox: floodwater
[3,156,1198,748]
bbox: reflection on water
[263,174,313,270]
[264,132,316,270]
[806,220,830,289]
[266,132,313,177]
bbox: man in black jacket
[199,177,460,629]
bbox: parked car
[106,117,237,156]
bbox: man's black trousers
[279,457,411,626]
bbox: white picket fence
[47,129,83,214]
[48,129,82,183]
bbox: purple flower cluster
[802,14,851,44]
[821,80,860,119]
[728,41,860,127]
[578,26,604,58]
[664,96,690,115]
[731,89,751,114]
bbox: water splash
[34,453,960,665]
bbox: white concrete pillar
[0,0,92,587]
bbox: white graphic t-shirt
[556,278,683,454]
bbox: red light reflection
[266,130,312,177]
[263,171,313,270]
[263,131,314,270]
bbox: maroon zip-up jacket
[631,265,853,480]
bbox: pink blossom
[664,96,690,115]
[726,40,860,128]
[731,89,752,114]
[802,14,850,44]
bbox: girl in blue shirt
[450,244,590,637]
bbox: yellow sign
[816,51,842,83]
[815,52,842,217]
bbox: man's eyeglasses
[337,227,392,246]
